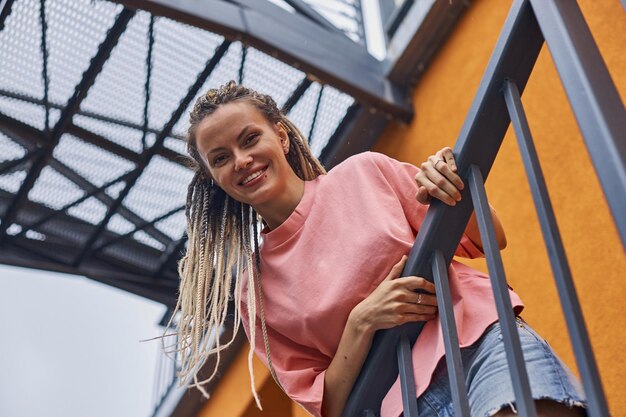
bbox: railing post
[468,165,537,417]
[503,79,610,417]
[529,0,626,248]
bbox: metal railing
[342,0,625,416]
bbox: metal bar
[141,15,155,151]
[238,44,247,84]
[467,164,536,417]
[0,88,186,140]
[308,84,324,143]
[0,111,45,149]
[39,0,50,132]
[73,40,231,266]
[530,0,626,248]
[66,123,140,163]
[0,149,41,175]
[396,334,418,417]
[0,8,135,243]
[431,251,471,417]
[0,0,15,31]
[384,0,414,41]
[93,205,183,253]
[503,79,609,417]
[282,77,312,114]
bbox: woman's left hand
[415,146,465,206]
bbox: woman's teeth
[242,168,265,184]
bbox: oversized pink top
[241,152,523,417]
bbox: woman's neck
[255,177,305,230]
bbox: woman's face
[194,101,294,208]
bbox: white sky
[0,265,166,417]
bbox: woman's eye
[213,155,227,166]
[245,134,259,145]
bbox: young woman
[169,81,586,417]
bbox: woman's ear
[276,122,290,154]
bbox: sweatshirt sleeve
[240,289,330,417]
[367,151,484,259]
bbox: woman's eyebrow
[206,124,255,156]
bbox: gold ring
[417,293,423,305]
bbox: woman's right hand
[349,255,438,335]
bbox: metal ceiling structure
[0,0,469,414]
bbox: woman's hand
[415,146,464,206]
[349,255,438,336]
[414,146,508,250]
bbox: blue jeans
[415,318,586,417]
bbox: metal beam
[0,111,45,149]
[384,0,468,85]
[112,0,412,120]
[0,8,135,243]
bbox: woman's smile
[239,165,268,187]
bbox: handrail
[342,0,623,415]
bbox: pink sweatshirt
[241,152,523,417]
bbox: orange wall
[374,0,626,414]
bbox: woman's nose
[234,152,253,171]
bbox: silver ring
[416,293,423,305]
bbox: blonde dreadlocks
[165,81,326,407]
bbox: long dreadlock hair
[165,80,326,407]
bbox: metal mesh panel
[155,210,186,241]
[287,82,322,147]
[46,0,121,105]
[0,132,27,162]
[123,155,191,227]
[28,165,84,210]
[0,167,29,194]
[171,41,243,138]
[0,0,44,100]
[133,229,166,251]
[66,196,109,226]
[107,212,136,235]
[148,17,224,131]
[242,48,305,109]
[79,10,153,150]
[309,85,355,156]
[164,136,187,157]
[52,133,135,188]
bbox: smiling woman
[194,101,308,229]
[167,81,586,417]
